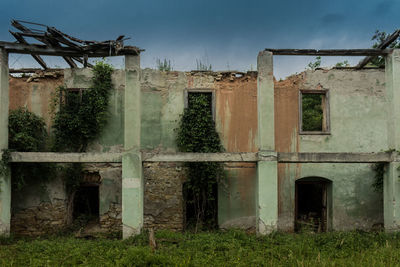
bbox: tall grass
[1,230,400,266]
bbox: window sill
[299,131,331,135]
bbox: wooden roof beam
[0,41,141,57]
[355,29,400,69]
[9,31,48,69]
[264,48,391,56]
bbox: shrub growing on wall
[8,108,53,191]
[176,93,224,230]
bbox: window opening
[184,90,215,119]
[300,90,329,134]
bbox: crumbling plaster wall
[63,68,258,232]
[9,73,63,132]
[275,69,386,231]
[9,74,67,235]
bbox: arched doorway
[295,177,332,232]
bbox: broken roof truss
[0,20,143,70]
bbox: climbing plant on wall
[52,61,114,153]
[176,93,224,230]
[51,61,113,220]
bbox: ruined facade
[2,46,400,237]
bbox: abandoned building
[1,21,400,238]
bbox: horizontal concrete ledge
[278,152,392,163]
[142,152,259,162]
[3,151,396,163]
[8,152,123,163]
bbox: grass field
[1,230,400,266]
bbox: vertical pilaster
[122,55,143,238]
[0,48,10,236]
[256,51,278,234]
[384,49,400,231]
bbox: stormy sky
[0,0,398,79]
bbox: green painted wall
[278,69,386,231]
[218,165,256,229]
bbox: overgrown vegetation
[335,60,350,67]
[196,59,212,71]
[156,58,172,71]
[6,108,53,191]
[3,230,400,266]
[176,93,223,230]
[52,61,113,153]
[307,56,321,70]
[302,94,323,131]
[51,61,113,219]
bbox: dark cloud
[374,0,395,15]
[320,14,346,25]
[0,0,399,78]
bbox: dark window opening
[60,88,86,107]
[295,180,328,232]
[185,90,215,119]
[300,90,329,134]
[183,180,218,229]
[73,185,99,222]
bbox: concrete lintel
[142,152,258,162]
[4,151,397,163]
[8,152,123,163]
[278,152,392,163]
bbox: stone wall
[99,203,122,232]
[10,176,68,236]
[143,162,186,231]
[11,199,67,236]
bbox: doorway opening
[73,184,99,222]
[295,177,332,232]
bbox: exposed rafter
[355,29,400,69]
[1,19,143,69]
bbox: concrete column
[122,55,143,238]
[256,51,278,234]
[384,162,400,231]
[0,48,10,236]
[386,49,400,150]
[384,49,400,231]
[257,51,275,151]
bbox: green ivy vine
[176,93,224,230]
[50,61,114,222]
